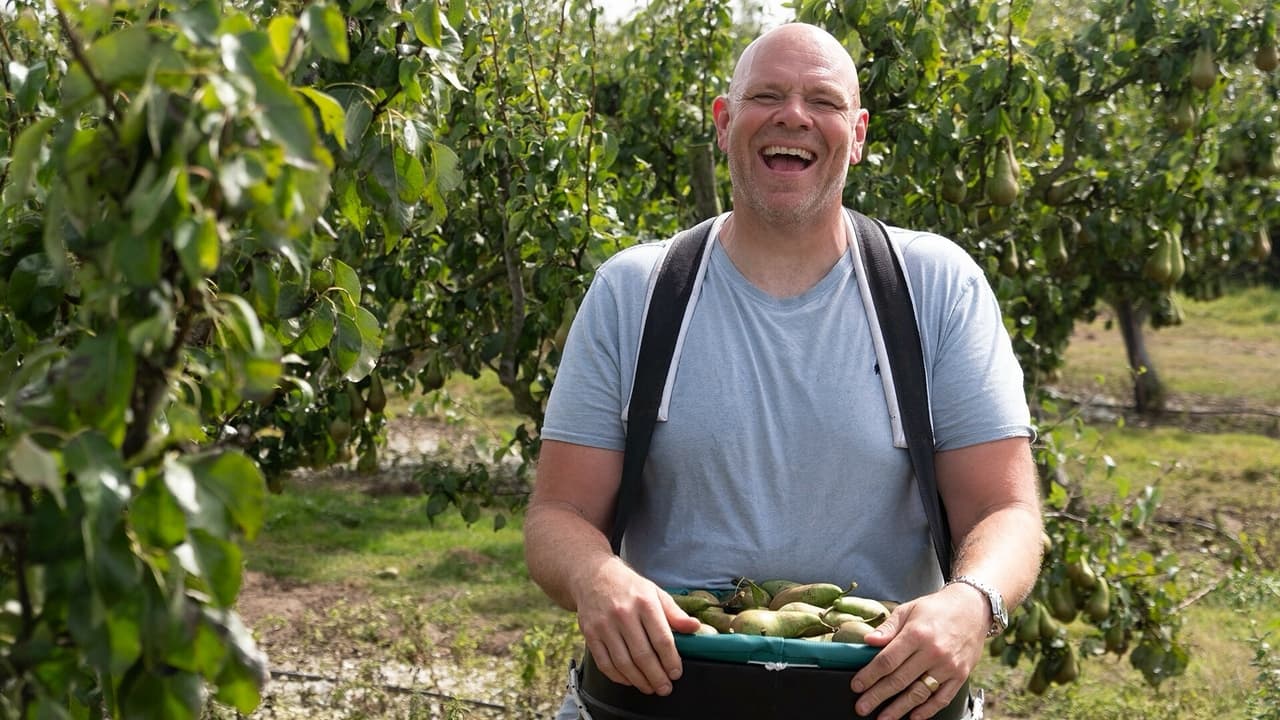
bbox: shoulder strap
[610,217,716,554]
[848,210,953,579]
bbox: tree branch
[54,7,121,140]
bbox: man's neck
[717,209,849,298]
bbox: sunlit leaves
[333,306,382,382]
[8,435,64,507]
[303,2,350,63]
[1,116,55,210]
[219,31,322,167]
[174,212,222,281]
[298,87,348,149]
[0,0,408,712]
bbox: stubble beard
[727,147,848,228]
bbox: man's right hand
[572,556,701,695]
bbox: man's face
[713,27,869,227]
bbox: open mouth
[761,145,815,171]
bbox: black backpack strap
[610,217,717,554]
[849,210,954,579]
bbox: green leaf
[392,146,427,202]
[7,252,63,333]
[290,300,336,353]
[426,491,450,519]
[188,451,266,540]
[121,669,203,720]
[116,230,164,288]
[2,116,55,210]
[165,618,227,677]
[331,311,362,376]
[104,604,144,677]
[132,476,188,550]
[64,430,129,527]
[173,212,221,281]
[241,354,283,402]
[342,97,373,150]
[172,0,220,45]
[266,15,297,65]
[87,528,142,602]
[344,306,383,383]
[298,87,348,150]
[411,0,443,48]
[62,26,187,108]
[125,164,179,235]
[1010,0,1034,32]
[11,60,49,114]
[9,435,65,508]
[429,141,462,193]
[221,32,318,166]
[204,608,267,712]
[331,259,361,305]
[163,459,226,536]
[304,3,350,63]
[214,654,264,714]
[335,175,369,228]
[186,529,243,607]
[65,331,136,442]
[258,82,321,168]
[250,262,280,319]
[217,295,267,353]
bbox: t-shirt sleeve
[540,245,660,451]
[902,233,1034,451]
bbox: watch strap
[946,574,1007,637]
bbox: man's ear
[848,108,869,166]
[712,96,731,152]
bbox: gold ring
[921,674,941,693]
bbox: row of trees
[1,0,1275,715]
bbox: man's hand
[849,583,988,720]
[573,556,701,696]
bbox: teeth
[763,146,814,161]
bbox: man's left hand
[849,583,988,720]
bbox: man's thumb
[661,595,703,633]
[863,616,899,647]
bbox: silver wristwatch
[946,575,1008,637]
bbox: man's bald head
[728,23,862,108]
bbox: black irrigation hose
[268,668,510,712]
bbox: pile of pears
[669,578,896,644]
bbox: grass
[231,283,1280,719]
[1058,285,1280,407]
[249,475,559,627]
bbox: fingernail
[668,667,682,680]
[657,683,672,695]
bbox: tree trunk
[688,141,722,221]
[1111,297,1166,415]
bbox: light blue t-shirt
[541,213,1033,603]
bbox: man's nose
[774,94,812,129]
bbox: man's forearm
[952,501,1044,609]
[523,501,618,611]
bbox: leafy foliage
[0,0,451,714]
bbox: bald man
[526,22,1042,720]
